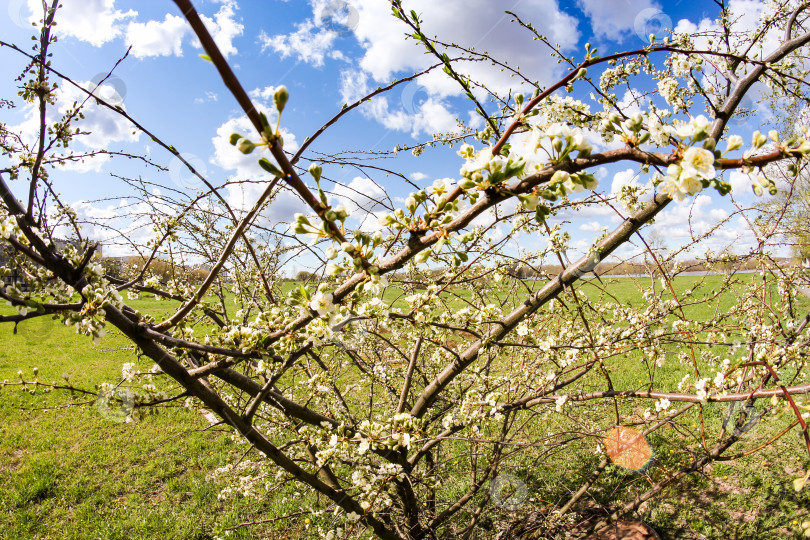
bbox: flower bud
[550,170,570,184]
[457,231,474,243]
[520,193,540,211]
[236,138,255,154]
[274,85,289,113]
[725,135,743,152]
[308,163,322,182]
[258,158,283,177]
[666,163,681,179]
[459,178,477,190]
[334,205,349,220]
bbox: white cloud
[339,69,458,137]
[211,89,304,219]
[580,221,604,232]
[124,1,241,59]
[673,18,698,35]
[194,91,219,104]
[213,115,298,178]
[332,176,388,215]
[651,194,736,255]
[616,88,648,116]
[11,79,139,151]
[410,172,428,182]
[352,0,579,95]
[260,20,338,67]
[212,87,300,180]
[674,1,779,58]
[55,153,112,173]
[267,0,579,134]
[195,0,244,58]
[729,170,753,198]
[126,14,189,58]
[576,0,661,42]
[611,168,640,195]
[25,0,135,47]
[224,182,305,224]
[53,197,169,257]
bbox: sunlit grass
[0,272,808,538]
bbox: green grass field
[1,274,809,538]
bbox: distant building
[0,243,21,289]
[1,237,89,290]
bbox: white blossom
[310,291,335,316]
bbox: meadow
[1,272,809,539]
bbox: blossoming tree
[2,0,810,538]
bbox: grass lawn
[1,273,809,538]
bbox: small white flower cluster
[645,115,725,201]
[678,373,691,392]
[310,286,335,317]
[0,214,19,239]
[657,77,684,108]
[362,266,388,296]
[304,316,336,345]
[355,296,386,316]
[601,111,651,145]
[354,412,425,456]
[555,394,568,412]
[46,247,125,345]
[221,324,263,351]
[137,383,168,404]
[206,460,271,501]
[669,53,703,78]
[440,388,506,434]
[694,377,711,401]
[350,462,405,513]
[659,146,716,201]
[121,362,136,382]
[599,59,643,94]
[292,206,350,240]
[323,231,387,278]
[655,397,671,412]
[403,285,442,323]
[546,225,571,254]
[458,145,523,188]
[540,95,592,127]
[510,123,594,177]
[457,122,596,212]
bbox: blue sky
[0,0,786,268]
